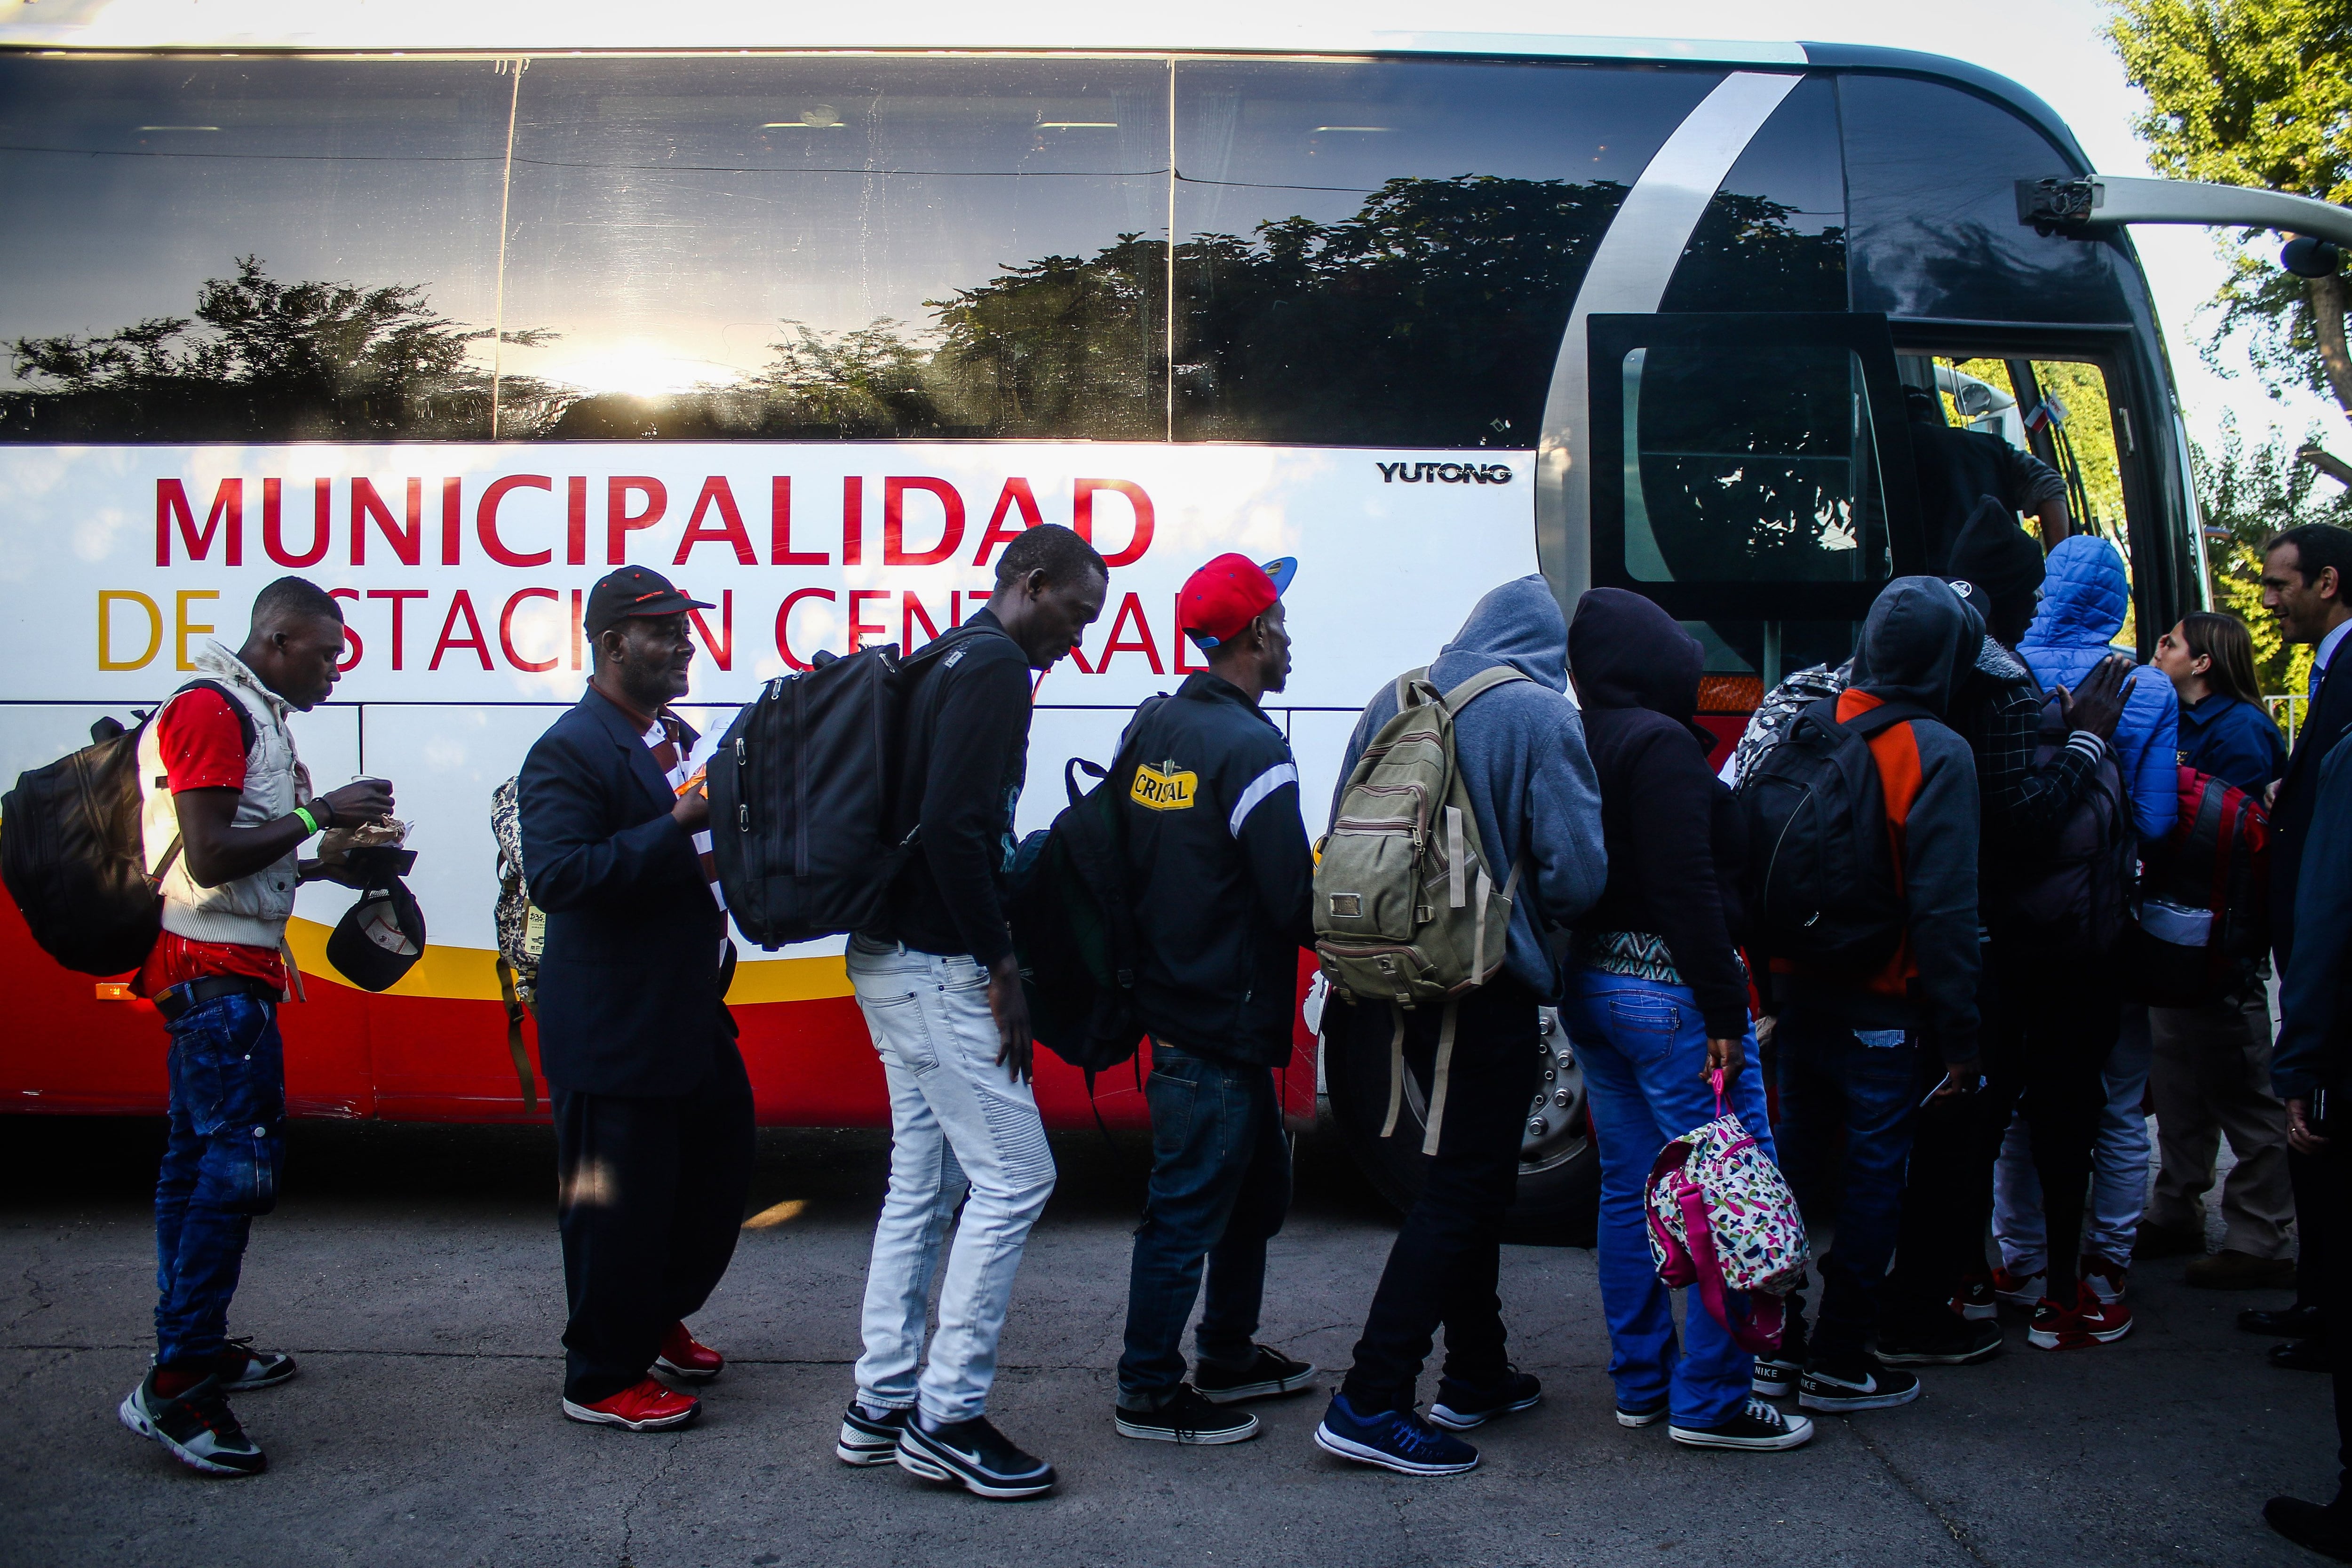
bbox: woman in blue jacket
[2138,610,2296,1288]
[2153,611,2288,794]
[2018,534,2181,843]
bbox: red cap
[1178,554,1297,649]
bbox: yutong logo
[1375,461,1515,486]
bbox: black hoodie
[1567,589,1751,1038]
[1780,577,1984,1064]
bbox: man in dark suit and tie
[519,565,755,1432]
[2257,523,2352,1374]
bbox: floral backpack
[1645,1073,1808,1353]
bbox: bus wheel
[1322,1005,1598,1247]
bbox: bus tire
[1321,1005,1598,1248]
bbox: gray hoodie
[1329,576,1608,1002]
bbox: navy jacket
[2272,729,2352,1102]
[519,687,733,1097]
[2275,642,2352,966]
[2175,691,2287,796]
[1118,672,1315,1065]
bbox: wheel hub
[1396,1006,1588,1175]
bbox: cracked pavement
[0,1114,2331,1568]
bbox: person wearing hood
[1880,506,2136,1364]
[1764,576,1982,1418]
[1561,589,1812,1454]
[1312,576,1607,1478]
[2018,534,2180,844]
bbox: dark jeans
[154,992,286,1369]
[554,1037,755,1404]
[2297,1148,2334,1319]
[1774,1005,1920,1360]
[1337,978,1539,1415]
[1117,1041,1292,1406]
[1893,947,2118,1315]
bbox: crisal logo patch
[1130,759,1197,811]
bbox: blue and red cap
[1179,553,1297,650]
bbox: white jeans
[1995,1005,2154,1269]
[848,937,1056,1424]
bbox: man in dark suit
[2259,523,2352,1374]
[519,565,755,1432]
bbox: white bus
[11,8,2324,1239]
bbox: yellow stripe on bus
[281,917,855,1004]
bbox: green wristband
[292,805,321,837]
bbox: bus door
[1892,331,2163,657]
[1585,310,1924,756]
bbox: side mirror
[2282,235,2344,279]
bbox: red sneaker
[2081,1255,2129,1305]
[657,1322,725,1382]
[1950,1271,1998,1321]
[2027,1285,2134,1351]
[1992,1265,2046,1308]
[563,1377,701,1431]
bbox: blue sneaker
[1428,1367,1541,1431]
[1313,1393,1479,1476]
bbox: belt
[155,974,279,1024]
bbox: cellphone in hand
[1920,1073,1986,1110]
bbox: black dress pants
[554,1038,756,1404]
[1892,943,2119,1318]
[1337,978,1540,1415]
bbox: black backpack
[1007,699,1164,1077]
[1738,696,1930,971]
[2007,693,2134,961]
[710,623,1001,950]
[0,681,253,976]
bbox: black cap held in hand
[584,566,714,637]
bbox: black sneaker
[1877,1315,2003,1367]
[897,1414,1057,1499]
[119,1370,266,1477]
[214,1338,299,1392]
[835,1401,911,1466]
[1427,1367,1541,1431]
[1193,1345,1317,1404]
[1114,1384,1260,1444]
[1798,1354,1921,1413]
[1751,1348,1802,1398]
[1615,1400,1669,1428]
[1669,1395,1816,1451]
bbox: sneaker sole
[895,1429,1057,1499]
[1876,1341,2002,1367]
[1195,1366,1318,1404]
[1615,1406,1669,1428]
[1428,1392,1541,1432]
[1956,1302,1998,1322]
[1749,1373,1796,1398]
[561,1397,699,1431]
[218,1363,298,1393]
[118,1393,264,1476]
[1311,1423,1478,1476]
[2028,1318,2134,1350]
[1669,1421,1815,1451]
[836,1422,903,1466]
[1113,1411,1260,1444]
[655,1356,722,1383]
[1798,1383,1922,1413]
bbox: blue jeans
[1773,1005,1921,1359]
[847,938,1057,1425]
[1118,1042,1291,1406]
[154,992,285,1369]
[1565,970,1773,1427]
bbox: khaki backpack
[1314,664,1526,1153]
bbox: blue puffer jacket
[2018,535,2180,842]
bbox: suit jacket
[2273,642,2352,967]
[519,687,733,1097]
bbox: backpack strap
[1813,694,1934,740]
[1419,1000,1460,1157]
[1438,664,1530,716]
[1394,666,1431,713]
[495,955,539,1113]
[1379,1002,1407,1138]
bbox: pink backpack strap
[1673,1173,1786,1356]
[1646,1142,1698,1285]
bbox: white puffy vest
[137,641,314,948]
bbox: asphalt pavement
[0,1113,2332,1568]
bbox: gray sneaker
[119,1370,266,1477]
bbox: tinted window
[0,57,510,441]
[1170,60,1724,446]
[498,57,1170,440]
[1659,75,1846,314]
[1840,75,2125,324]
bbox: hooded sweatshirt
[2019,535,2180,843]
[1566,589,1751,1039]
[1329,576,1608,1002]
[1781,576,1983,1064]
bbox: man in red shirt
[116,578,393,1479]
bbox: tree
[2110,0,2352,482]
[2193,418,2352,693]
